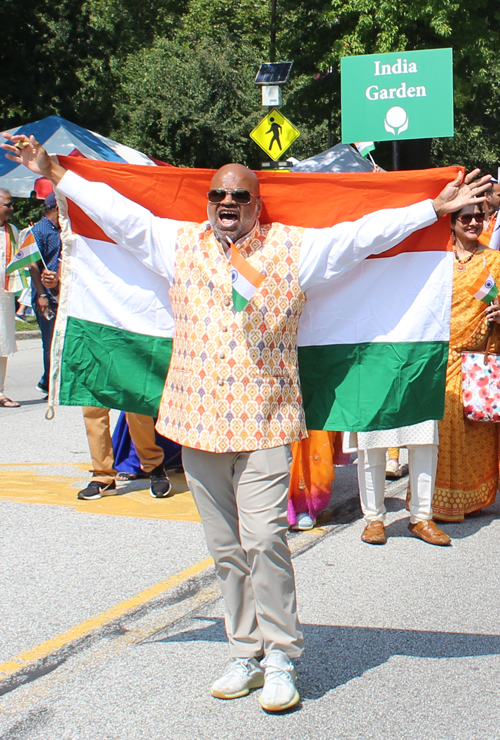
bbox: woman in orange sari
[288,430,340,529]
[433,203,500,521]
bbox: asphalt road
[1,338,500,739]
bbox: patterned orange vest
[156,220,307,453]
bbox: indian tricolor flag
[230,244,264,311]
[6,230,42,273]
[354,142,375,158]
[468,265,499,304]
[50,157,457,430]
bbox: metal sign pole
[392,141,400,171]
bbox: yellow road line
[0,556,214,681]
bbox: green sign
[341,48,453,143]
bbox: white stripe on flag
[67,235,174,337]
[232,269,256,301]
[298,251,453,346]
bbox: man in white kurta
[1,132,489,711]
[0,188,20,407]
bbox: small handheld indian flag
[354,142,375,158]
[468,265,499,304]
[6,230,42,274]
[230,244,264,312]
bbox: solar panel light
[254,63,293,86]
[255,63,293,107]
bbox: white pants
[357,444,438,524]
[0,356,7,396]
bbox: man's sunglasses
[1,202,14,208]
[207,188,256,205]
[457,213,484,225]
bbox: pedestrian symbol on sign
[250,109,300,161]
[267,117,283,152]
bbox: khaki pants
[358,444,438,524]
[182,444,304,659]
[82,407,164,484]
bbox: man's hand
[0,134,66,185]
[433,169,492,217]
[40,270,59,290]
[37,294,49,313]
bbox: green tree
[114,36,263,168]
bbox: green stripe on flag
[59,317,172,416]
[298,341,449,431]
[232,288,249,312]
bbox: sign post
[341,48,454,145]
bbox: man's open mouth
[219,210,238,227]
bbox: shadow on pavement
[155,617,500,701]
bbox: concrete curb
[16,330,41,340]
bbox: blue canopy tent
[0,115,168,197]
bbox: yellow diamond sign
[250,109,300,161]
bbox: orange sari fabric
[433,249,500,521]
[288,431,338,525]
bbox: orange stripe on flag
[230,246,265,287]
[468,266,490,294]
[59,156,461,256]
[21,231,35,247]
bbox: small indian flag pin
[230,244,264,312]
[468,265,499,304]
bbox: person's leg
[357,447,387,544]
[407,444,437,523]
[386,446,402,478]
[81,407,115,485]
[182,446,263,658]
[126,413,164,473]
[234,445,303,658]
[357,447,387,522]
[35,310,56,391]
[0,356,7,397]
[407,444,450,545]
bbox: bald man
[2,133,491,712]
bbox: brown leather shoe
[361,520,386,544]
[408,520,451,546]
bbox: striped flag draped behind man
[49,158,456,431]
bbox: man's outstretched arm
[1,133,179,281]
[298,169,491,291]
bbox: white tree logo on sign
[384,106,409,135]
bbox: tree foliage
[2,0,500,173]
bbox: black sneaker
[150,465,173,498]
[77,480,116,500]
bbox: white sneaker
[259,650,300,711]
[210,657,264,699]
[291,512,316,530]
[385,458,402,478]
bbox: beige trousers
[182,444,304,659]
[82,407,164,484]
[358,444,438,524]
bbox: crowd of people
[1,130,499,713]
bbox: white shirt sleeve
[298,199,438,292]
[489,217,500,251]
[56,170,181,282]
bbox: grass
[15,315,39,332]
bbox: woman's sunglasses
[457,213,484,225]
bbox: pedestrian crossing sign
[250,109,300,161]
